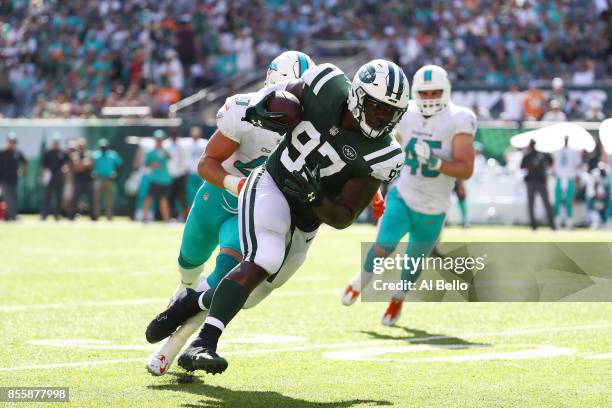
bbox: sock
[178,254,204,288]
[458,199,467,225]
[197,289,214,310]
[206,253,240,289]
[198,278,250,351]
[363,246,377,273]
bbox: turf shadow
[149,374,393,408]
[359,326,491,349]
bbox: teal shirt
[93,149,123,178]
[145,148,172,186]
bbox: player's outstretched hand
[282,165,323,206]
[243,92,292,133]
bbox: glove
[370,191,385,221]
[414,140,441,171]
[243,92,292,133]
[282,165,323,206]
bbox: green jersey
[266,63,404,231]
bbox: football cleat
[341,284,360,306]
[177,339,228,374]
[146,352,171,376]
[145,311,208,376]
[381,298,403,326]
[145,288,200,343]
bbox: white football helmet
[264,51,316,86]
[412,65,451,116]
[348,59,410,139]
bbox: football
[266,90,303,129]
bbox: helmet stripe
[297,52,308,77]
[424,69,432,82]
[396,66,404,99]
[385,61,395,98]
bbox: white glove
[414,140,441,171]
[413,140,432,164]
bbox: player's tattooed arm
[198,129,240,189]
[440,133,475,180]
[314,175,381,230]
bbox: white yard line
[0,289,339,312]
[2,323,611,372]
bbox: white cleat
[146,311,208,376]
[341,284,361,306]
[146,352,172,376]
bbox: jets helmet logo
[358,64,376,84]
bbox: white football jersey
[552,147,581,182]
[395,101,477,214]
[216,93,284,185]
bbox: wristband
[223,175,243,195]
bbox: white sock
[392,290,407,301]
[179,264,204,288]
[350,270,374,291]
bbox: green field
[1,219,611,407]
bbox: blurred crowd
[493,77,608,122]
[1,0,610,118]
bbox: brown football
[266,90,303,128]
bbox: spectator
[583,100,606,122]
[520,139,556,231]
[153,77,181,117]
[542,100,568,122]
[165,128,189,220]
[142,130,172,223]
[93,138,123,220]
[523,81,547,121]
[70,138,96,220]
[0,132,27,221]
[185,126,207,207]
[500,84,523,122]
[548,77,568,113]
[40,133,69,221]
[572,60,596,85]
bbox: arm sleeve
[367,143,404,183]
[454,108,478,136]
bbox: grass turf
[1,218,611,407]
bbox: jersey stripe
[312,69,343,95]
[371,148,404,166]
[385,61,395,98]
[363,144,402,162]
[308,67,332,88]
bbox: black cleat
[145,288,200,343]
[177,339,228,374]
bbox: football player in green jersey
[148,59,410,374]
